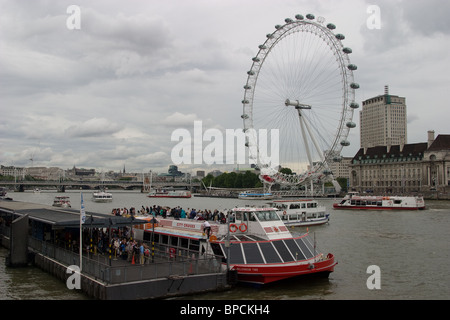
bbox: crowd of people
[82,227,151,265]
[111,205,229,224]
[85,204,230,264]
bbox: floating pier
[0,200,232,300]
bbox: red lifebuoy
[239,223,247,232]
[283,211,287,215]
[229,223,238,232]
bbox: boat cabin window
[253,210,280,221]
[180,238,189,248]
[270,203,287,210]
[235,211,249,222]
[394,199,402,204]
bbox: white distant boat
[267,199,329,227]
[33,188,41,193]
[147,189,191,198]
[333,192,425,210]
[52,196,71,208]
[92,189,113,202]
[238,191,274,200]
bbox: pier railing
[28,237,224,284]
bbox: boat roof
[268,199,316,203]
[232,207,277,211]
[0,200,146,228]
[214,233,320,265]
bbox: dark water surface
[1,190,449,300]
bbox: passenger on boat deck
[203,221,211,238]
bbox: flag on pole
[80,192,86,224]
[79,191,86,272]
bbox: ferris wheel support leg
[299,109,326,164]
[297,109,313,166]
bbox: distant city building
[196,170,205,178]
[0,165,26,178]
[168,165,183,176]
[67,166,96,177]
[360,86,407,150]
[327,156,352,181]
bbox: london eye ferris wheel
[241,14,360,191]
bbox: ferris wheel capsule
[343,47,352,54]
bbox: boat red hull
[231,253,337,285]
[333,204,425,210]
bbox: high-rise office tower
[360,86,407,149]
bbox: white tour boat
[52,196,71,208]
[267,199,329,227]
[333,192,425,210]
[238,191,274,200]
[147,189,192,198]
[134,206,336,285]
[92,189,113,202]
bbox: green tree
[279,167,292,175]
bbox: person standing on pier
[139,242,145,264]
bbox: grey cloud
[64,118,121,138]
[402,0,450,36]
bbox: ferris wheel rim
[241,14,359,185]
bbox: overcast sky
[1,0,449,174]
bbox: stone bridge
[0,180,200,192]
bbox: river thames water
[1,189,449,300]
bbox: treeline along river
[1,190,449,300]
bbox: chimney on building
[427,130,435,148]
[400,135,405,152]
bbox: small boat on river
[238,191,274,200]
[333,192,425,210]
[134,206,336,285]
[267,199,329,227]
[52,196,71,208]
[147,189,192,198]
[92,189,113,202]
